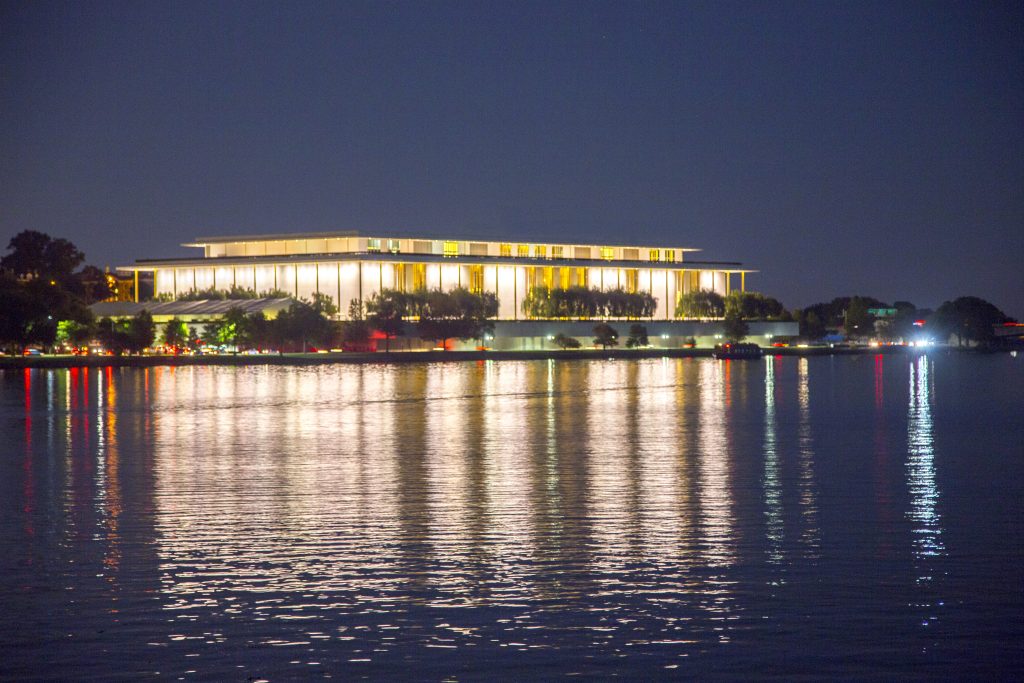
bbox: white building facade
[125,231,753,322]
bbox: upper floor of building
[184,231,702,264]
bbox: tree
[366,289,407,352]
[270,300,332,352]
[1,230,84,281]
[96,317,130,355]
[553,333,581,349]
[797,309,827,340]
[309,292,338,318]
[56,311,96,350]
[593,323,619,349]
[0,232,111,352]
[0,275,65,352]
[340,299,373,347]
[676,290,725,319]
[211,307,250,351]
[417,288,498,350]
[126,310,155,354]
[722,309,750,343]
[802,296,888,331]
[162,317,189,352]
[844,296,874,338]
[625,324,649,348]
[200,319,225,347]
[239,312,271,351]
[930,296,1012,346]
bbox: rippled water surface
[1,354,1022,680]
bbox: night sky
[2,1,1021,316]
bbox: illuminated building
[103,267,136,302]
[121,231,752,317]
[116,231,797,347]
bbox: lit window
[559,267,570,289]
[649,249,660,262]
[469,265,484,294]
[367,238,381,253]
[412,264,426,290]
[542,267,554,289]
[626,269,638,293]
[387,239,401,253]
[443,241,459,258]
[395,263,406,292]
[665,249,675,263]
[600,247,615,260]
[576,267,588,288]
[534,245,546,258]
[552,246,564,259]
[500,243,512,257]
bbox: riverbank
[0,344,952,369]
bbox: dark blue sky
[2,1,1021,315]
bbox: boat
[712,342,763,359]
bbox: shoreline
[0,344,960,369]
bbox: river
[1,353,1021,680]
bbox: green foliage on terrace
[724,291,790,321]
[522,286,656,320]
[158,286,295,302]
[675,289,724,319]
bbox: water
[1,354,1021,680]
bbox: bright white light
[661,334,669,339]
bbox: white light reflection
[796,358,820,556]
[635,360,686,568]
[586,360,633,569]
[763,357,784,564]
[696,360,738,641]
[424,364,476,603]
[480,361,538,603]
[906,356,945,633]
[697,360,734,567]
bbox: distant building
[103,267,135,302]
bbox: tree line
[794,295,1015,346]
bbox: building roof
[183,230,702,252]
[123,252,750,272]
[90,298,294,318]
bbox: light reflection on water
[3,356,1023,680]
[906,356,945,635]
